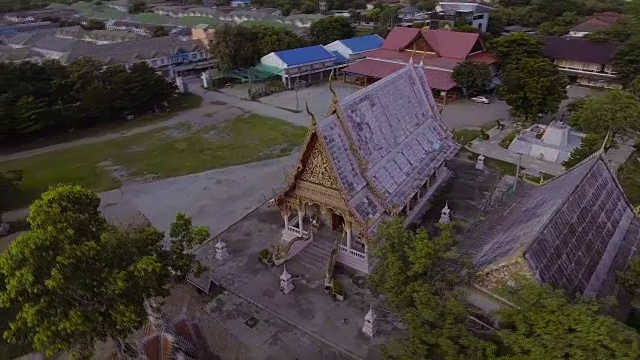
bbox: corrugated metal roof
[273,44,335,66]
[343,58,457,90]
[338,34,384,54]
[330,51,348,64]
[381,27,420,51]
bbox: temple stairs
[294,237,334,273]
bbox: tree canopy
[570,89,640,138]
[0,170,23,222]
[498,57,568,122]
[210,23,306,71]
[369,218,496,359]
[618,256,640,300]
[562,133,604,169]
[489,33,543,67]
[0,185,209,357]
[309,16,356,45]
[451,61,492,97]
[613,35,640,85]
[0,59,176,144]
[496,281,640,359]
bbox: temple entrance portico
[278,200,370,273]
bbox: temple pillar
[283,210,289,228]
[297,208,304,230]
[346,222,352,249]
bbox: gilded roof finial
[305,96,317,127]
[328,69,338,104]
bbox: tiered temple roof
[276,63,459,233]
[465,154,640,298]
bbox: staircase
[293,239,334,272]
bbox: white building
[324,34,384,61]
[434,1,495,33]
[507,122,586,164]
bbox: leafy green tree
[613,35,640,85]
[369,218,495,359]
[0,170,22,222]
[128,0,147,13]
[629,75,640,98]
[562,133,604,168]
[151,25,169,37]
[570,89,640,138]
[309,16,356,44]
[498,57,568,123]
[618,256,640,300]
[452,61,492,97]
[536,11,581,36]
[497,281,640,359]
[164,212,210,279]
[489,33,543,67]
[81,18,105,30]
[0,185,209,357]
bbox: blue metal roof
[338,34,384,54]
[331,51,349,64]
[274,45,335,67]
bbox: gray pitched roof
[317,64,459,230]
[62,37,205,64]
[465,154,638,298]
[0,45,44,61]
[31,36,79,52]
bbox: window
[200,51,205,58]
[191,53,197,60]
[151,60,158,67]
[473,14,484,20]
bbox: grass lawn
[453,129,482,146]
[177,16,220,26]
[618,151,640,208]
[0,114,306,210]
[134,12,174,25]
[1,93,203,155]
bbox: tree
[570,89,640,138]
[489,33,543,67]
[629,75,640,98]
[0,170,22,222]
[0,185,209,357]
[498,58,568,123]
[128,0,147,13]
[497,280,640,359]
[562,133,604,168]
[369,219,495,358]
[613,35,640,85]
[81,18,105,30]
[164,212,210,279]
[536,11,581,36]
[452,61,492,97]
[151,25,169,37]
[618,256,640,300]
[309,16,356,45]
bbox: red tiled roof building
[343,27,496,102]
[139,299,219,360]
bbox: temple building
[343,27,497,103]
[273,63,460,273]
[464,152,640,315]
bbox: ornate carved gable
[299,139,340,190]
[407,35,435,53]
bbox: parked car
[470,96,491,104]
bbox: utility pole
[295,81,300,112]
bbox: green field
[1,114,307,210]
[134,12,174,25]
[176,16,220,26]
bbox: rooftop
[541,36,622,64]
[272,44,335,66]
[335,34,384,54]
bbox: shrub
[258,248,270,261]
[500,130,518,149]
[332,280,344,295]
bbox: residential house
[30,36,80,60]
[183,7,219,18]
[105,20,155,36]
[324,34,384,60]
[2,9,77,23]
[541,36,622,89]
[463,153,640,319]
[107,0,130,12]
[0,21,58,38]
[343,27,497,102]
[55,28,144,44]
[260,44,344,86]
[191,23,215,48]
[230,0,252,7]
[5,28,62,48]
[151,5,187,18]
[170,26,193,41]
[366,0,402,9]
[568,12,623,37]
[430,0,495,32]
[282,14,325,28]
[398,5,427,26]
